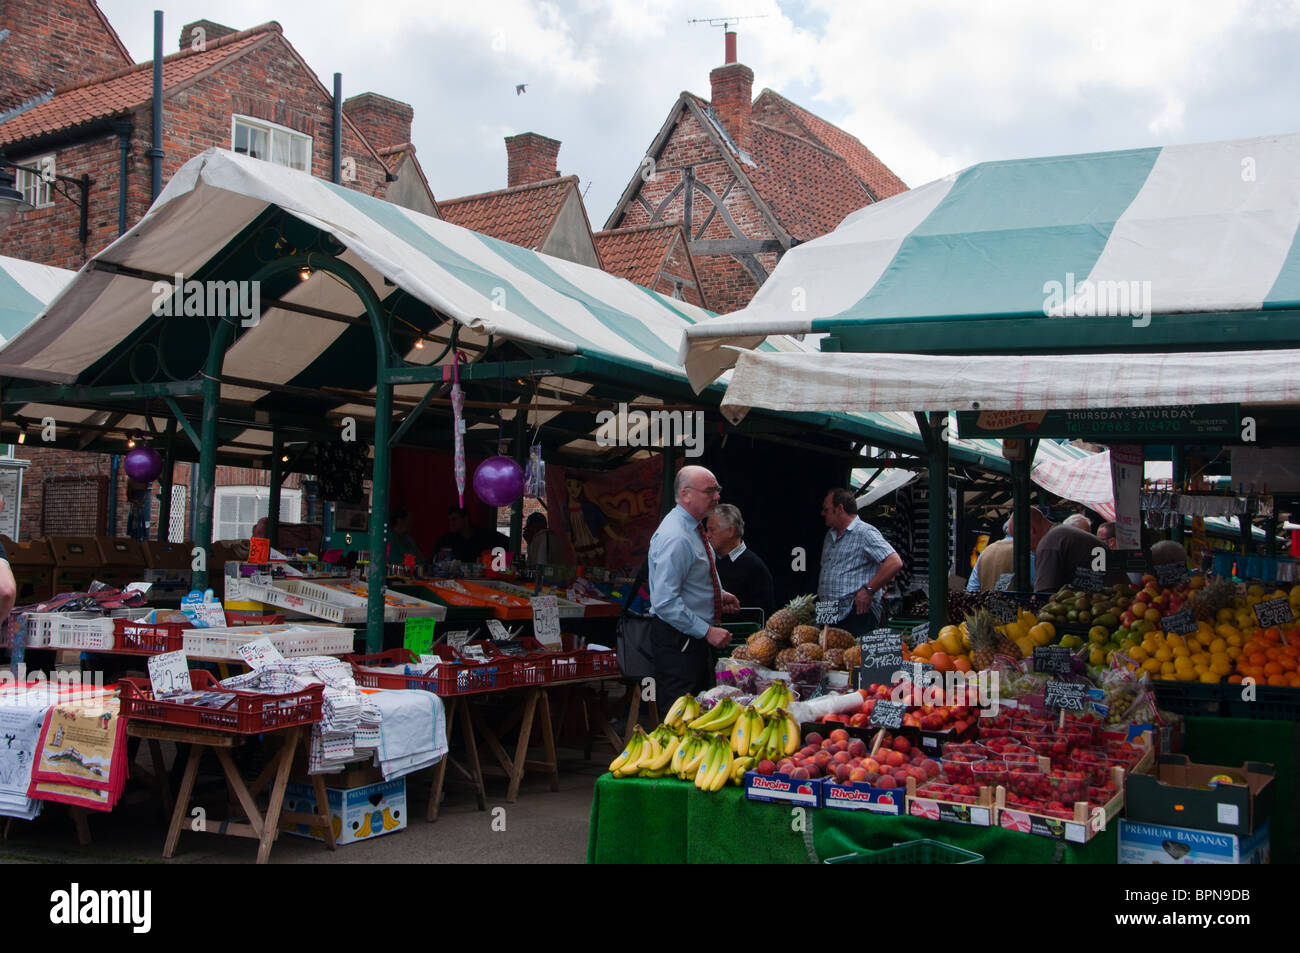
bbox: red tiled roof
[753,90,908,200]
[0,26,275,146]
[439,176,575,249]
[745,123,875,240]
[593,222,683,289]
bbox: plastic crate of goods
[824,839,984,864]
[112,617,189,654]
[15,612,55,648]
[37,612,116,650]
[182,624,354,660]
[228,577,363,623]
[1150,680,1231,717]
[119,669,323,734]
[280,579,445,622]
[348,648,520,696]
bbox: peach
[805,732,823,747]
[847,739,868,759]
[757,760,776,775]
[849,767,870,783]
[829,729,850,744]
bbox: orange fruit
[953,656,972,673]
[930,651,953,673]
[1265,662,1283,677]
[1268,674,1289,687]
[913,642,934,659]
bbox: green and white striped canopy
[0,255,73,346]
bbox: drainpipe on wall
[112,120,131,235]
[148,10,164,201]
[332,73,342,184]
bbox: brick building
[0,3,437,541]
[602,32,908,314]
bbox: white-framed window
[214,486,302,541]
[16,155,55,208]
[231,116,311,172]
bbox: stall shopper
[434,506,510,563]
[817,488,903,637]
[706,504,775,618]
[386,506,425,568]
[647,466,739,701]
[524,512,564,565]
[967,509,1051,591]
[1033,523,1129,591]
[0,494,14,623]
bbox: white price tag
[531,596,561,647]
[446,631,471,654]
[148,650,192,697]
[236,637,284,671]
[486,619,512,641]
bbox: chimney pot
[724,30,737,64]
[505,133,561,187]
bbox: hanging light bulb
[127,435,136,448]
[299,266,311,281]
[281,454,290,463]
[414,337,425,350]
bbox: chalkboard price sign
[1072,568,1106,592]
[910,623,929,645]
[1045,680,1088,711]
[869,700,907,730]
[988,595,1017,624]
[1254,598,1295,628]
[1154,562,1190,587]
[1160,608,1198,635]
[814,601,841,625]
[1033,645,1072,675]
[858,628,903,668]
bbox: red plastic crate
[118,669,322,734]
[112,618,189,654]
[348,648,520,696]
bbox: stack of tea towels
[222,657,446,779]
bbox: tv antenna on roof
[687,15,768,30]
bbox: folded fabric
[373,690,446,781]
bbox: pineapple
[820,626,855,651]
[794,643,824,661]
[746,630,780,667]
[791,625,820,646]
[824,648,846,670]
[768,594,816,640]
[966,608,1002,670]
[843,645,862,668]
[774,647,799,670]
[1193,578,1239,622]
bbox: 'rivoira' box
[282,778,407,846]
[1117,819,1270,864]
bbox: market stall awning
[714,347,1300,420]
[1032,448,1117,521]
[681,131,1300,393]
[0,148,1084,474]
[0,255,73,346]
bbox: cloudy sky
[100,0,1300,224]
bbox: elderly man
[647,466,740,701]
[967,509,1052,591]
[706,504,775,619]
[1063,514,1093,531]
[818,488,904,637]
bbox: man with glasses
[818,488,903,637]
[647,466,740,701]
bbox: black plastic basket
[824,839,984,864]
[1225,684,1300,721]
[1151,680,1230,717]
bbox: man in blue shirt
[817,488,903,637]
[648,465,740,701]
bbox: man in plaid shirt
[817,488,904,637]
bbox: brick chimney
[179,20,238,50]
[709,34,753,155]
[343,92,414,153]
[505,133,561,187]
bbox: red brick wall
[343,92,413,155]
[0,34,394,269]
[0,0,132,110]
[506,133,561,187]
[654,231,706,309]
[613,109,773,313]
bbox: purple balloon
[473,455,525,507]
[123,445,164,483]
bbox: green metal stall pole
[193,252,393,652]
[509,404,528,555]
[1171,444,1187,544]
[156,418,177,542]
[266,432,283,550]
[926,412,949,633]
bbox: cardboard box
[905,777,996,827]
[743,771,823,808]
[1118,819,1270,864]
[282,778,407,846]
[822,778,905,815]
[1125,755,1274,838]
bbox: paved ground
[0,744,607,865]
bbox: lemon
[1130,646,1149,662]
[1199,670,1221,683]
[1142,658,1162,675]
[1155,647,1172,663]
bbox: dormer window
[232,116,310,171]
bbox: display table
[586,776,1116,864]
[587,715,1299,864]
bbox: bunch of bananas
[663,694,701,733]
[685,696,742,732]
[750,680,794,717]
[731,705,800,762]
[609,725,682,778]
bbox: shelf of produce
[401,579,533,620]
[586,775,1117,864]
[388,582,498,623]
[474,579,587,618]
